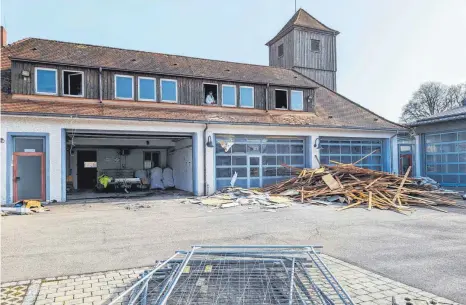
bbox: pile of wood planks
[261,164,461,214]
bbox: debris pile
[262,164,462,213]
[183,187,293,210]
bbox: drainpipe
[265,83,270,112]
[99,67,103,103]
[203,123,209,195]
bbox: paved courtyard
[0,255,461,305]
[1,197,466,304]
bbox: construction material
[110,245,354,305]
[183,187,293,210]
[261,164,461,214]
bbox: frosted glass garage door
[215,136,305,190]
[425,131,466,186]
[319,138,384,171]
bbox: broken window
[278,44,284,57]
[311,39,320,52]
[275,89,288,109]
[144,151,160,169]
[203,83,218,105]
[63,70,83,96]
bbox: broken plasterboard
[321,174,341,190]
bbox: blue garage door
[215,136,305,190]
[425,131,466,186]
[319,138,384,171]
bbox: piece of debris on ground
[1,200,50,216]
[182,187,293,211]
[262,163,462,214]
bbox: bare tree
[400,82,448,123]
[445,82,466,107]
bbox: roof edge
[291,69,406,131]
[1,111,404,132]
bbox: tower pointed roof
[266,8,339,45]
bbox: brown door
[77,151,97,189]
[399,154,413,177]
[13,152,45,202]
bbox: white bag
[150,167,164,189]
[163,167,175,188]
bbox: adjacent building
[411,100,466,187]
[0,9,404,204]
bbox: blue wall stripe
[192,132,198,196]
[61,129,66,202]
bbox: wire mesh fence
[110,245,354,305]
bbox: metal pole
[158,246,199,305]
[288,258,295,305]
[108,252,180,305]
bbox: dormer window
[115,75,134,100]
[311,39,320,52]
[62,70,83,97]
[35,68,57,95]
[275,89,288,109]
[278,44,284,57]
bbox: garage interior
[65,130,193,201]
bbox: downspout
[203,123,209,195]
[265,83,270,112]
[99,67,103,103]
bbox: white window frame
[290,90,304,111]
[221,84,237,107]
[203,82,219,105]
[239,86,254,108]
[138,77,157,102]
[62,70,84,97]
[35,67,58,95]
[114,74,134,100]
[160,78,178,103]
[274,89,288,110]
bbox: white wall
[1,114,399,202]
[167,138,193,192]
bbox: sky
[1,0,465,122]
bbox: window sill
[138,98,157,102]
[115,97,134,101]
[203,103,220,107]
[62,94,84,98]
[274,108,289,111]
[161,100,178,103]
[35,91,58,96]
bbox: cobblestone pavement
[0,284,28,305]
[0,255,461,305]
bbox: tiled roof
[3,38,319,88]
[266,9,338,46]
[1,36,403,131]
[412,104,466,125]
[1,94,404,131]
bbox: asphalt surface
[2,198,466,303]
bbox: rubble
[182,187,293,210]
[262,164,462,214]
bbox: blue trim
[383,138,390,173]
[305,136,312,168]
[5,132,50,204]
[213,134,216,192]
[192,133,198,196]
[61,129,67,202]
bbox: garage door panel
[319,138,384,170]
[215,136,305,190]
[424,130,466,186]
